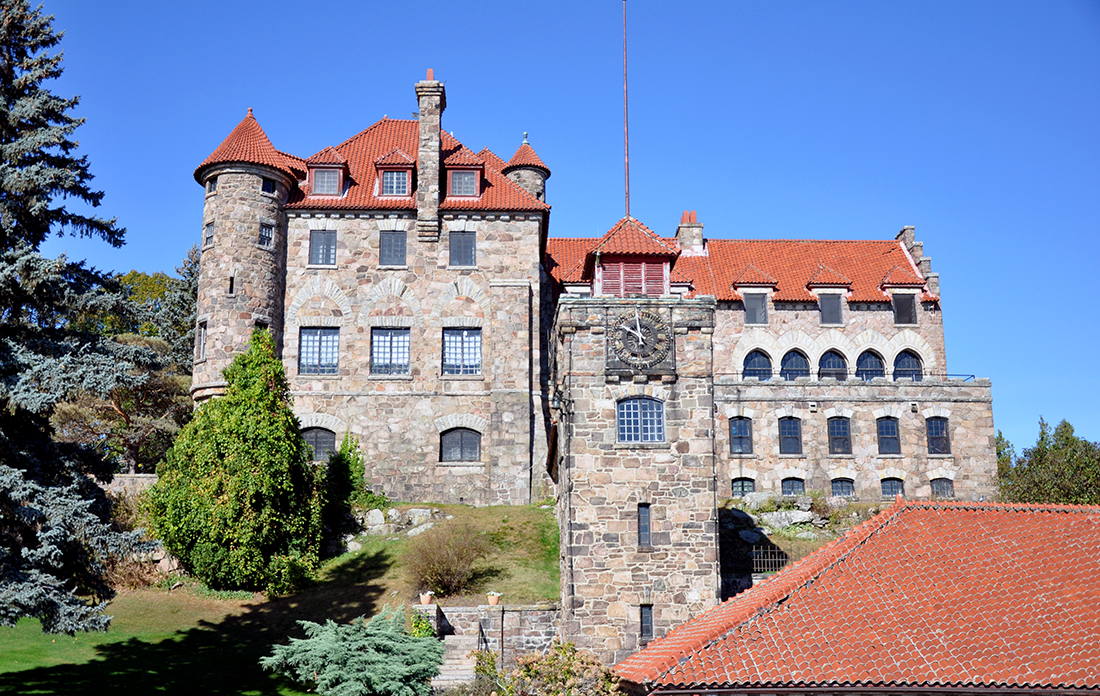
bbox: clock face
[611,309,671,369]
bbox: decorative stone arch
[885,330,938,371]
[297,412,347,433]
[822,406,855,420]
[609,383,672,403]
[777,466,808,482]
[880,467,908,481]
[434,413,490,434]
[429,277,491,322]
[827,466,859,481]
[922,405,952,419]
[805,329,857,367]
[873,405,905,420]
[774,405,808,420]
[288,277,353,326]
[358,277,425,326]
[732,467,760,481]
[730,329,783,372]
[722,404,756,420]
[926,466,957,481]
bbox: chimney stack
[415,69,446,241]
[676,210,705,256]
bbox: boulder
[742,491,780,511]
[365,508,386,527]
[825,496,850,510]
[795,531,818,540]
[346,540,362,552]
[759,510,814,530]
[794,496,813,512]
[387,508,403,523]
[406,508,432,527]
[407,522,434,537]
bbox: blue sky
[39,0,1100,449]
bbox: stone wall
[98,473,158,498]
[414,603,561,667]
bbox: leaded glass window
[893,350,923,381]
[309,230,337,265]
[832,478,855,497]
[380,230,406,266]
[730,417,752,454]
[381,170,408,196]
[779,417,802,454]
[782,477,805,496]
[927,417,951,454]
[856,351,885,381]
[818,350,848,380]
[313,168,340,195]
[302,427,336,461]
[442,328,481,375]
[780,351,810,380]
[299,327,339,375]
[450,170,479,196]
[441,428,481,462]
[617,397,665,443]
[371,328,410,375]
[743,350,772,380]
[450,230,476,266]
[732,477,755,497]
[931,478,955,498]
[877,417,901,454]
[881,477,905,497]
[828,417,852,455]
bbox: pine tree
[0,0,156,633]
[260,608,445,696]
[145,329,325,593]
[152,245,199,375]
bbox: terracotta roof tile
[882,264,927,287]
[806,264,852,287]
[374,148,415,166]
[616,499,1100,692]
[194,109,296,181]
[592,217,680,257]
[442,141,485,167]
[305,146,346,165]
[478,147,508,172]
[505,139,551,176]
[732,264,778,287]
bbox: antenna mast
[623,0,630,218]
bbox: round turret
[191,110,296,401]
[503,133,550,202]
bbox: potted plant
[487,591,502,606]
[419,590,434,605]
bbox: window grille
[779,417,802,454]
[441,428,480,461]
[828,417,852,455]
[732,477,755,497]
[302,428,336,461]
[781,477,805,496]
[299,327,339,375]
[780,351,810,380]
[617,397,665,443]
[743,350,772,380]
[379,230,406,266]
[730,417,753,454]
[856,351,885,381]
[371,328,410,374]
[877,417,901,454]
[442,328,481,375]
[881,477,905,497]
[927,417,951,454]
[309,230,337,265]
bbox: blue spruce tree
[0,0,156,633]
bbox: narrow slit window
[206,176,218,193]
[228,276,235,295]
[196,321,207,361]
[638,503,651,547]
[640,604,654,641]
[203,222,214,247]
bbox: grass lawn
[0,503,559,695]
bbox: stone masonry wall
[281,210,547,506]
[414,604,561,668]
[554,298,720,666]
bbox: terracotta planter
[419,594,433,605]
[488,595,500,606]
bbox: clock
[611,309,671,369]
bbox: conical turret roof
[194,109,295,182]
[504,135,550,177]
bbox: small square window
[893,294,918,325]
[820,294,842,324]
[730,417,753,454]
[640,604,654,642]
[779,417,802,455]
[450,170,478,197]
[744,293,767,324]
[442,328,481,375]
[441,428,481,462]
[781,477,805,496]
[206,176,218,193]
[371,328,410,375]
[638,503,651,547]
[881,477,905,498]
[380,230,407,266]
[732,477,755,497]
[302,428,336,461]
[261,177,276,194]
[299,327,339,375]
[617,398,665,443]
[828,417,851,455]
[313,169,341,195]
[381,170,408,196]
[832,478,855,497]
[449,230,476,267]
[203,222,214,247]
[259,224,273,247]
[309,230,337,265]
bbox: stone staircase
[430,633,479,691]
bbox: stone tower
[503,134,551,203]
[191,109,295,401]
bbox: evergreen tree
[145,329,325,593]
[0,0,156,633]
[260,608,445,696]
[151,245,199,375]
[998,419,1100,506]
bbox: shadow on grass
[0,550,393,696]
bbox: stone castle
[192,71,996,664]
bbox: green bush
[458,641,620,696]
[409,611,435,638]
[145,329,324,594]
[261,608,444,696]
[403,521,491,596]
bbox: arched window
[831,478,855,497]
[302,427,336,462]
[828,417,851,455]
[780,351,810,381]
[877,417,901,454]
[855,351,885,381]
[617,397,665,443]
[729,417,752,454]
[893,350,923,381]
[930,478,955,498]
[818,350,848,380]
[441,428,481,462]
[732,477,755,497]
[742,350,772,380]
[781,477,805,496]
[778,417,802,454]
[926,417,951,454]
[881,477,905,498]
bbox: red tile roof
[442,143,485,167]
[882,263,927,287]
[374,147,415,166]
[593,217,680,257]
[506,140,551,176]
[194,109,297,182]
[616,499,1100,692]
[305,146,346,165]
[546,225,935,302]
[806,264,852,287]
[478,147,508,171]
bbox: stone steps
[430,634,479,690]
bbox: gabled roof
[806,264,852,287]
[731,264,778,287]
[306,146,346,165]
[478,147,508,171]
[194,109,296,182]
[442,144,485,167]
[505,138,551,176]
[374,147,415,166]
[592,217,680,257]
[881,263,927,287]
[616,499,1100,692]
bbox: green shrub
[403,521,491,596]
[260,608,444,696]
[506,640,620,696]
[145,329,325,594]
[409,611,436,638]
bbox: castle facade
[192,72,996,665]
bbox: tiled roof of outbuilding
[616,499,1100,692]
[194,109,297,181]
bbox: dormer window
[312,168,341,196]
[448,169,479,197]
[381,170,409,196]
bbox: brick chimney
[676,210,705,256]
[415,69,446,241]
